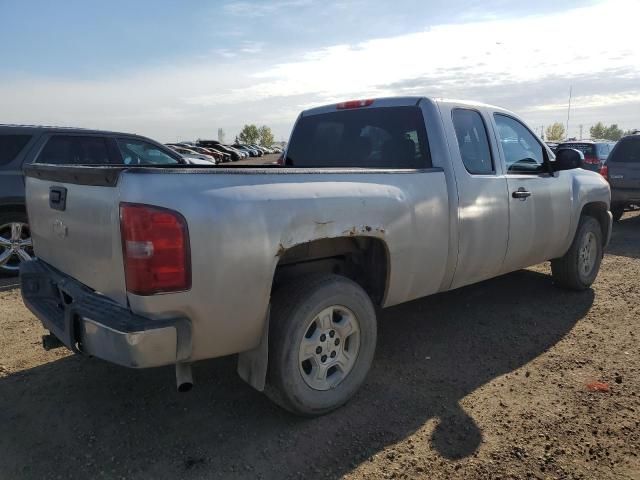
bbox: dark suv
[556,140,616,172]
[605,132,640,221]
[0,125,184,275]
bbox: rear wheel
[265,274,377,416]
[0,212,34,276]
[551,215,602,290]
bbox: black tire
[551,215,603,290]
[611,205,624,222]
[0,211,31,277]
[265,274,377,416]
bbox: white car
[166,144,216,164]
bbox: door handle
[512,188,531,200]
[49,186,67,211]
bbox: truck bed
[24,163,451,360]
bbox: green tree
[258,125,274,147]
[238,124,259,144]
[590,122,606,139]
[603,124,624,141]
[545,122,565,142]
[590,122,624,141]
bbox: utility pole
[566,86,572,139]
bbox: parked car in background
[180,145,225,162]
[0,125,186,275]
[545,142,560,153]
[166,144,217,164]
[233,144,259,157]
[197,140,242,161]
[20,97,610,416]
[556,140,616,172]
[228,145,249,159]
[603,132,640,221]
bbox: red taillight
[120,203,191,295]
[600,164,609,180]
[583,154,599,165]
[336,99,374,110]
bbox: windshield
[286,106,431,168]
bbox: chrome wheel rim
[0,222,33,272]
[298,305,361,391]
[579,231,597,276]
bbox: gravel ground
[1,212,639,480]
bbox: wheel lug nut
[330,351,336,358]
[334,338,340,346]
[315,346,322,354]
[320,334,327,342]
[321,355,327,363]
[329,330,335,338]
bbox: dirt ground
[1,213,639,480]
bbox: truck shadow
[606,212,640,259]
[0,269,592,479]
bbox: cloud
[223,0,313,17]
[0,0,638,141]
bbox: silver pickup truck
[20,97,611,416]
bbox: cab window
[452,109,493,174]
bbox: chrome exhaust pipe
[175,363,193,392]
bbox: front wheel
[551,215,603,290]
[265,274,377,416]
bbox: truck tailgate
[24,166,128,306]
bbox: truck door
[445,107,510,289]
[492,114,571,273]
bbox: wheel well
[273,237,389,306]
[581,202,609,244]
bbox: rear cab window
[285,106,431,168]
[0,135,33,165]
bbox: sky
[1,0,638,142]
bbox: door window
[452,109,494,174]
[37,136,111,164]
[494,114,545,174]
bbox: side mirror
[551,148,583,172]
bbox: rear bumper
[611,188,640,205]
[20,259,191,368]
